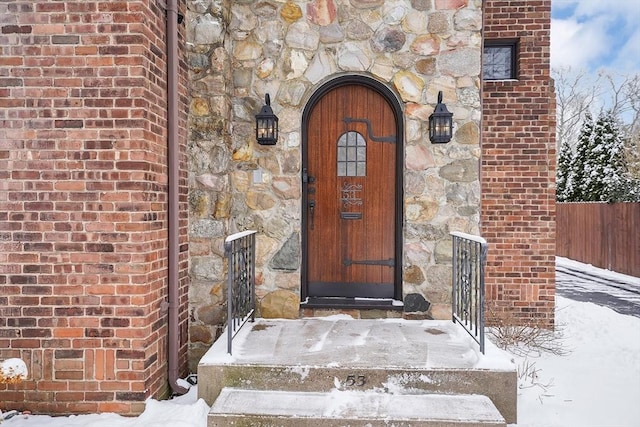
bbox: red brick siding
[0,1,189,414]
[481,0,556,326]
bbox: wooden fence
[556,203,640,277]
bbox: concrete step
[199,363,516,424]
[208,388,507,427]
[198,319,517,424]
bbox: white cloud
[551,0,640,73]
[551,18,609,70]
[570,0,639,17]
[553,0,640,18]
[614,28,640,72]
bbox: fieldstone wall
[185,0,483,367]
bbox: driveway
[556,258,640,318]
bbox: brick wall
[481,0,557,326]
[0,1,189,414]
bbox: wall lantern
[255,93,279,145]
[429,91,453,144]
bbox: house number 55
[345,375,366,387]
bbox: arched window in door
[337,131,366,177]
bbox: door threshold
[302,297,404,310]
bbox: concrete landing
[198,317,517,424]
[209,388,506,427]
[199,317,507,369]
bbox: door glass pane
[337,131,366,176]
[338,147,346,162]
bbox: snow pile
[0,359,28,384]
[2,387,208,427]
[133,395,210,427]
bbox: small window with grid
[337,131,366,177]
[483,40,518,80]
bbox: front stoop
[209,388,506,427]
[198,318,516,426]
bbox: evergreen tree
[591,113,625,202]
[571,113,594,201]
[570,111,640,202]
[598,112,627,201]
[581,113,611,200]
[556,137,575,201]
[620,128,640,201]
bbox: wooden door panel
[306,84,396,298]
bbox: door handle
[309,200,316,230]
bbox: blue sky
[551,0,640,73]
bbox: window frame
[483,39,518,81]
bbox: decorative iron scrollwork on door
[341,182,362,208]
[343,117,396,143]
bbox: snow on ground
[511,296,640,427]
[0,387,209,426]
[2,261,639,426]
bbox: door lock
[303,168,316,184]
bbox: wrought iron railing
[224,230,257,354]
[451,231,488,354]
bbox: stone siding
[481,0,556,327]
[186,0,484,364]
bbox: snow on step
[209,388,506,427]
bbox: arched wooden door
[302,80,402,306]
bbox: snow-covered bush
[0,358,28,384]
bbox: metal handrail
[451,231,488,354]
[224,230,257,355]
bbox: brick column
[0,1,189,414]
[482,0,557,327]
